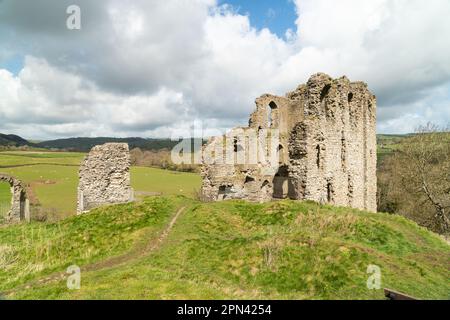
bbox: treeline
[0,145,36,151]
[130,148,200,173]
[36,137,180,152]
[377,124,450,235]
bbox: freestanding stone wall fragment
[201,73,377,212]
[77,143,134,213]
[0,174,30,223]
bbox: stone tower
[200,73,377,212]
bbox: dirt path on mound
[2,206,186,296]
[83,205,185,271]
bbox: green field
[0,151,201,219]
[376,134,408,162]
[0,182,10,203]
[0,197,448,299]
[0,151,84,167]
[0,181,11,221]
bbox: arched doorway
[267,101,278,128]
[0,174,30,224]
[273,165,291,199]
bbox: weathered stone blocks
[77,143,134,213]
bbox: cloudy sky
[0,0,449,140]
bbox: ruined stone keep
[201,73,377,212]
[0,174,30,223]
[77,143,134,213]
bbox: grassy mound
[0,196,186,292]
[1,197,449,300]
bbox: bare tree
[383,123,450,234]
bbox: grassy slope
[2,197,449,300]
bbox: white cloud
[0,57,189,138]
[0,0,449,139]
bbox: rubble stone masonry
[201,73,377,212]
[77,143,134,213]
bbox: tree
[379,123,450,235]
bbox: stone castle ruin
[201,73,377,212]
[0,174,30,223]
[77,143,134,213]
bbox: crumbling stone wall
[287,74,377,212]
[201,73,377,212]
[201,127,276,203]
[0,174,30,223]
[77,143,134,213]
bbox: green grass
[0,182,10,204]
[2,165,80,218]
[2,198,448,300]
[131,167,201,197]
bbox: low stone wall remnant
[77,143,134,213]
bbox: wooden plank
[384,288,417,300]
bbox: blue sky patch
[219,0,297,38]
[1,54,24,76]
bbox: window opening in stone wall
[327,182,333,203]
[316,144,321,168]
[267,101,278,128]
[278,144,284,163]
[320,84,331,101]
[348,92,353,103]
[245,176,255,184]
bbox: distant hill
[0,133,33,147]
[0,133,204,152]
[35,134,411,152]
[1,133,409,153]
[35,137,181,152]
